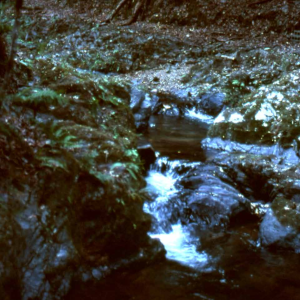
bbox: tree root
[101,0,146,26]
[248,0,274,7]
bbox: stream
[68,113,300,300]
[144,114,213,269]
[142,114,300,299]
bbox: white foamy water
[151,224,209,268]
[186,108,214,124]
[144,158,210,269]
[144,160,180,219]
[146,170,177,198]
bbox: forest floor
[24,0,297,47]
[22,0,300,92]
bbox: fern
[124,149,139,162]
[126,163,139,180]
[18,88,68,107]
[89,169,112,184]
[80,149,99,166]
[38,156,68,171]
[111,162,140,180]
[44,123,80,149]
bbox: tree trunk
[0,34,7,78]
[103,0,130,23]
[4,0,23,86]
[122,0,145,25]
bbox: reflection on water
[145,115,209,160]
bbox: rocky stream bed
[1,0,300,299]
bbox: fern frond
[17,88,68,107]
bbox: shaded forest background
[62,0,300,31]
[1,0,300,89]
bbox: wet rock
[259,197,300,252]
[130,86,204,131]
[130,84,159,131]
[137,142,156,171]
[154,91,187,116]
[198,92,226,116]
[202,137,300,165]
[201,146,300,207]
[208,69,300,146]
[179,164,251,229]
[163,107,181,117]
[130,84,146,113]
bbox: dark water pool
[144,115,210,161]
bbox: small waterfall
[186,107,214,124]
[144,157,212,269]
[144,158,180,223]
[150,224,210,269]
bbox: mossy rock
[209,74,300,147]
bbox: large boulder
[209,69,300,146]
[130,83,159,131]
[178,164,251,230]
[202,149,300,201]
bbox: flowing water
[67,114,300,300]
[144,158,213,270]
[141,114,300,300]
